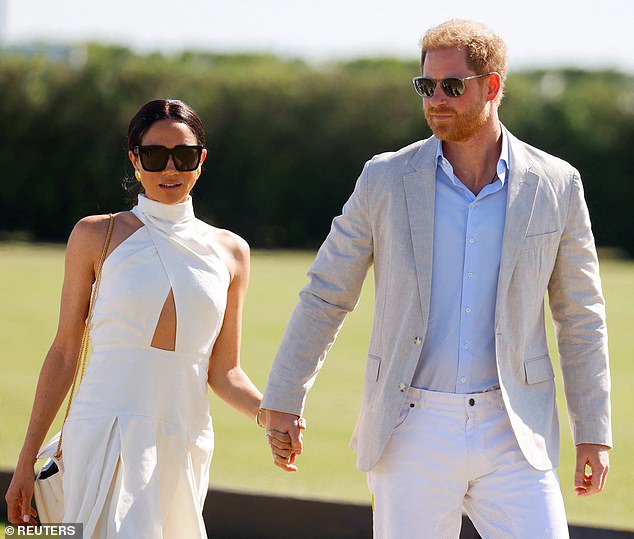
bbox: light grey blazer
[262,130,612,472]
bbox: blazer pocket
[522,230,560,251]
[524,354,555,384]
[365,354,381,382]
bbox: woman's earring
[135,170,141,182]
[196,170,201,179]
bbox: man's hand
[574,443,610,496]
[260,409,306,472]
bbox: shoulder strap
[55,214,115,459]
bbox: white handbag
[33,214,114,523]
[33,432,65,523]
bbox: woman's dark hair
[124,99,206,204]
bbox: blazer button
[414,336,422,346]
[399,383,408,392]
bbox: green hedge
[2,45,633,253]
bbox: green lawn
[1,244,632,530]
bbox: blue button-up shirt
[412,128,509,393]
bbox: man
[259,19,611,538]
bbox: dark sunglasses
[133,145,203,172]
[411,72,494,98]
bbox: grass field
[1,243,632,530]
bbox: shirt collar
[435,124,510,185]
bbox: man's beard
[424,101,490,142]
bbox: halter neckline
[135,194,195,224]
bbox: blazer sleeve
[547,171,612,447]
[261,161,374,415]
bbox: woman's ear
[128,149,139,169]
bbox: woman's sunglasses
[411,72,494,98]
[133,145,203,172]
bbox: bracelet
[255,408,266,428]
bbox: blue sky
[2,0,633,73]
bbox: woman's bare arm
[207,231,262,421]
[5,216,107,525]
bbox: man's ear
[487,72,502,102]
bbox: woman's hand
[261,411,307,472]
[5,462,38,526]
[266,429,296,468]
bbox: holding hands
[257,409,306,472]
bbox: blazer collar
[402,136,438,329]
[495,130,541,324]
[408,135,439,172]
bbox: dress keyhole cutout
[150,288,177,351]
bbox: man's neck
[441,119,503,196]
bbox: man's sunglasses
[411,72,494,98]
[133,145,203,172]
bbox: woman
[6,99,293,537]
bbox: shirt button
[470,202,477,209]
[467,272,473,278]
[469,398,475,406]
[465,307,471,314]
[414,336,422,346]
[399,383,408,392]
[460,377,466,383]
[463,343,470,350]
[469,238,475,244]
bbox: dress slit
[151,288,177,351]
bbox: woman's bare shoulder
[70,211,143,259]
[69,214,113,249]
[203,226,249,282]
[214,228,249,262]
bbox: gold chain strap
[54,214,115,459]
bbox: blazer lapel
[495,135,540,326]
[403,139,437,328]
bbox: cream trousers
[367,387,569,539]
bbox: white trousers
[367,388,569,539]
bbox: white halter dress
[62,194,230,538]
